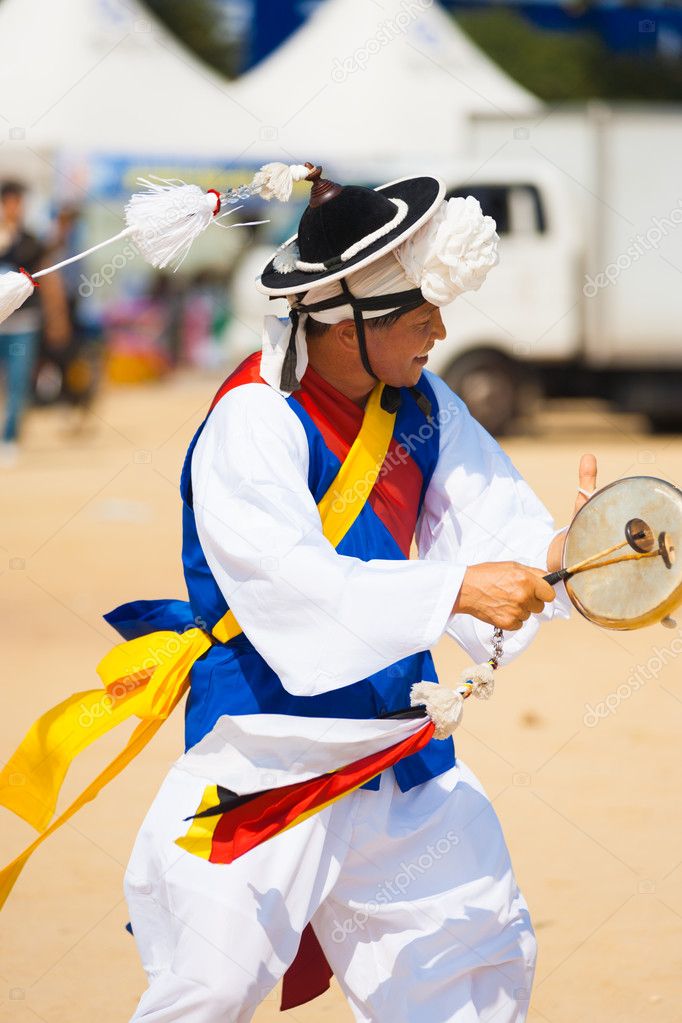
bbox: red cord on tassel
[207,189,221,217]
[19,267,40,288]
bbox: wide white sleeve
[191,383,463,697]
[416,372,571,666]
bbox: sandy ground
[1,372,681,1023]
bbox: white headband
[287,249,413,324]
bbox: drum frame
[561,475,682,631]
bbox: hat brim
[257,175,445,297]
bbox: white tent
[233,0,543,178]
[0,0,541,187]
[0,0,256,187]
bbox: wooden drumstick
[566,548,660,576]
[545,538,643,585]
[561,538,632,575]
[545,519,654,586]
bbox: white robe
[190,369,570,698]
[125,369,571,1022]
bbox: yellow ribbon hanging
[0,629,212,833]
[0,382,395,909]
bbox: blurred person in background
[102,271,175,384]
[0,180,70,465]
[181,268,230,370]
[39,203,104,429]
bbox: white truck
[226,104,682,434]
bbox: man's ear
[335,318,357,353]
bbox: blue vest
[105,361,456,792]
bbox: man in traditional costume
[120,166,596,1022]
[0,164,597,1022]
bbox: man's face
[1,192,24,224]
[364,302,446,388]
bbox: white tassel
[124,169,295,271]
[0,270,36,327]
[459,662,495,701]
[251,163,311,202]
[410,681,464,739]
[273,242,300,273]
[0,163,314,324]
[125,177,219,271]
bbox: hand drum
[560,476,682,630]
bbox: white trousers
[125,760,536,1023]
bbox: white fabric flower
[395,196,500,306]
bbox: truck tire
[443,349,520,436]
[610,373,682,434]
[648,413,682,434]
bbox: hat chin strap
[338,278,378,380]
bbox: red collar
[294,363,366,462]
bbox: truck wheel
[648,413,682,434]
[443,349,520,435]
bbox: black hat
[258,166,444,296]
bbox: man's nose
[432,310,446,342]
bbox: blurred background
[0,0,681,441]
[2,4,682,1023]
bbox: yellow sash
[0,382,395,909]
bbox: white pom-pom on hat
[251,163,312,202]
[410,681,464,739]
[0,270,36,326]
[395,195,500,306]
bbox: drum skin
[563,476,682,630]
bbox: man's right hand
[452,562,556,631]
